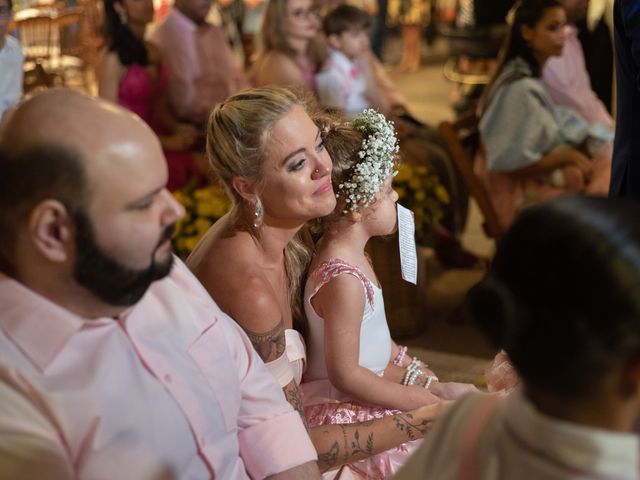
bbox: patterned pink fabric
[305,400,422,479]
[308,258,375,307]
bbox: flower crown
[336,109,399,213]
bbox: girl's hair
[103,0,149,66]
[258,0,327,72]
[480,0,561,112]
[207,86,320,334]
[466,196,640,398]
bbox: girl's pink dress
[302,259,423,479]
[117,63,202,191]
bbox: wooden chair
[48,9,88,88]
[16,14,54,67]
[437,110,504,239]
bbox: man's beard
[73,212,175,307]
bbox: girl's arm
[312,275,440,411]
[311,402,446,472]
[96,51,123,103]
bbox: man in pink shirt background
[150,0,249,126]
[543,0,614,127]
[0,90,319,479]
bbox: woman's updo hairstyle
[466,196,640,398]
[206,86,320,335]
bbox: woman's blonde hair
[206,86,318,334]
[258,0,327,72]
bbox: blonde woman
[251,0,327,90]
[187,87,445,478]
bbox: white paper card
[397,203,418,285]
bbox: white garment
[303,262,392,384]
[0,36,23,121]
[394,388,640,480]
[315,49,369,118]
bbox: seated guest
[542,0,613,127]
[477,0,612,230]
[149,0,248,126]
[188,86,447,479]
[251,0,326,91]
[394,195,640,479]
[99,0,203,191]
[0,90,320,479]
[0,0,22,122]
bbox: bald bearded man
[0,90,320,480]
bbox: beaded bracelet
[402,361,423,386]
[423,375,437,390]
[393,346,408,366]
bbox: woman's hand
[562,149,593,178]
[428,381,478,400]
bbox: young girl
[302,110,475,476]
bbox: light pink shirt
[543,25,614,127]
[0,259,316,479]
[149,8,248,124]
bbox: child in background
[302,110,475,478]
[315,5,382,118]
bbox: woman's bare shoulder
[187,229,284,333]
[252,51,304,87]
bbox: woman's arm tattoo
[242,318,286,362]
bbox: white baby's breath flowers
[336,109,400,213]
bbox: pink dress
[302,259,423,479]
[118,63,203,191]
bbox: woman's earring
[118,9,128,24]
[254,197,264,228]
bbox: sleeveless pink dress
[118,63,203,191]
[302,259,422,479]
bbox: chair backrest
[17,15,53,62]
[55,9,84,58]
[438,111,504,239]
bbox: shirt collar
[504,388,640,478]
[329,49,355,69]
[167,6,199,34]
[0,275,112,372]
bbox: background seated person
[394,195,640,480]
[99,0,204,191]
[149,0,248,127]
[251,0,326,91]
[477,0,612,230]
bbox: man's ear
[28,200,74,263]
[232,176,258,202]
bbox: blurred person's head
[467,196,640,430]
[174,0,212,25]
[0,0,14,41]
[260,0,325,65]
[103,0,155,65]
[0,90,185,317]
[558,0,588,24]
[323,5,371,60]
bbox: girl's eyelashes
[288,158,306,172]
[316,140,325,152]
